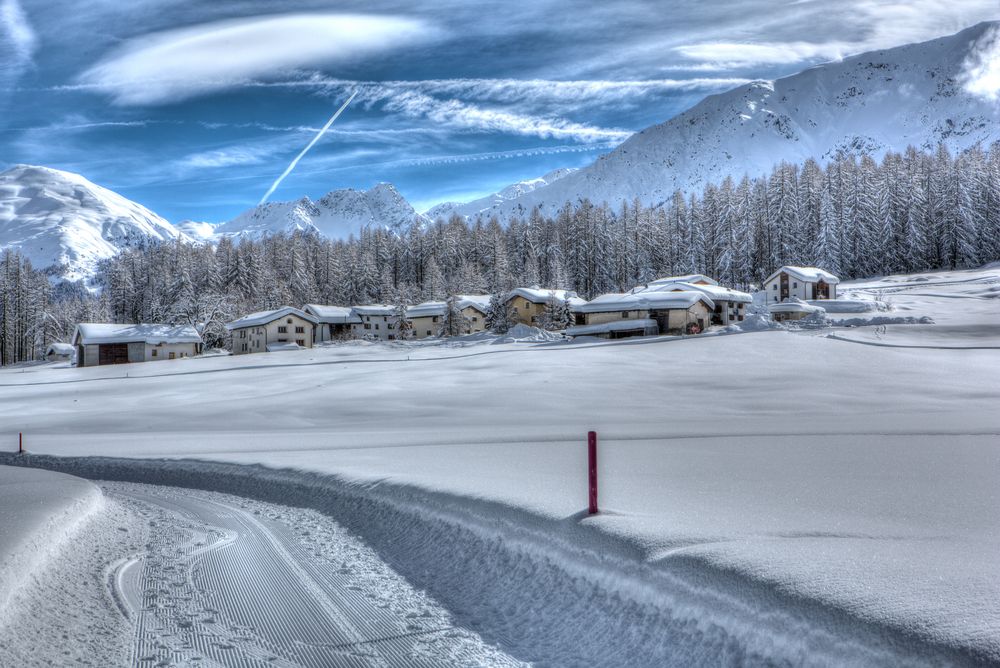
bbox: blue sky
[1,1,998,223]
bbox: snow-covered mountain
[425,168,578,220]
[455,22,1000,220]
[0,164,186,283]
[215,183,427,240]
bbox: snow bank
[0,466,103,628]
[1,454,983,667]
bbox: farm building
[763,266,840,303]
[45,342,75,362]
[507,288,587,327]
[566,291,715,339]
[770,301,827,322]
[72,323,202,367]
[407,295,491,339]
[635,281,752,326]
[302,304,361,343]
[350,305,398,341]
[227,307,317,354]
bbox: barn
[72,323,203,367]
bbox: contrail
[259,90,357,205]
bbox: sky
[1,1,999,223]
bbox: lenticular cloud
[77,13,439,106]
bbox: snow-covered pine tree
[485,292,514,334]
[438,295,470,337]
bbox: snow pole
[588,431,598,514]
[18,432,23,454]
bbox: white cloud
[673,41,851,68]
[961,24,1000,101]
[77,13,441,105]
[0,0,36,86]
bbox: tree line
[2,142,999,364]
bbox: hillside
[450,22,1000,219]
[0,165,185,282]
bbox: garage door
[98,343,130,365]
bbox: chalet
[407,295,491,339]
[566,291,714,339]
[763,266,839,303]
[226,307,317,354]
[635,281,752,326]
[507,288,587,327]
[350,305,398,340]
[73,323,202,367]
[302,304,361,343]
[45,342,75,362]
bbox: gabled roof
[226,306,318,330]
[302,304,362,324]
[643,274,719,287]
[508,287,587,309]
[454,294,491,314]
[579,291,715,313]
[764,266,840,285]
[73,323,202,345]
[637,281,753,303]
[407,295,492,319]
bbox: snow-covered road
[105,482,521,668]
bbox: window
[366,316,370,322]
[295,326,304,333]
[278,338,287,343]
[426,330,432,336]
[772,284,777,290]
[471,317,478,322]
[432,316,439,323]
[622,311,629,318]
[151,349,157,357]
[296,339,304,347]
[364,323,371,330]
[375,324,380,330]
[287,318,293,324]
[169,352,176,360]
[525,301,531,309]
[278,326,287,333]
[242,343,247,352]
[241,330,246,338]
[793,282,798,288]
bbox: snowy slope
[215,182,428,240]
[0,165,187,282]
[469,22,1000,218]
[1,266,1000,663]
[425,167,577,220]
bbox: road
[104,482,521,668]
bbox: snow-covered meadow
[1,266,999,664]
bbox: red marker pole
[18,432,23,454]
[588,431,598,514]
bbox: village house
[566,291,715,339]
[763,266,840,303]
[302,304,361,343]
[633,274,719,290]
[634,281,752,326]
[73,323,203,367]
[407,295,491,339]
[226,307,317,354]
[350,305,398,340]
[506,288,588,327]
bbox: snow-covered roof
[73,323,202,345]
[770,302,826,314]
[508,287,587,308]
[407,295,491,319]
[406,301,446,318]
[579,291,714,313]
[45,342,75,355]
[643,274,719,287]
[302,304,362,324]
[352,304,396,316]
[226,307,318,330]
[265,342,304,352]
[636,281,753,303]
[764,266,840,285]
[565,319,658,337]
